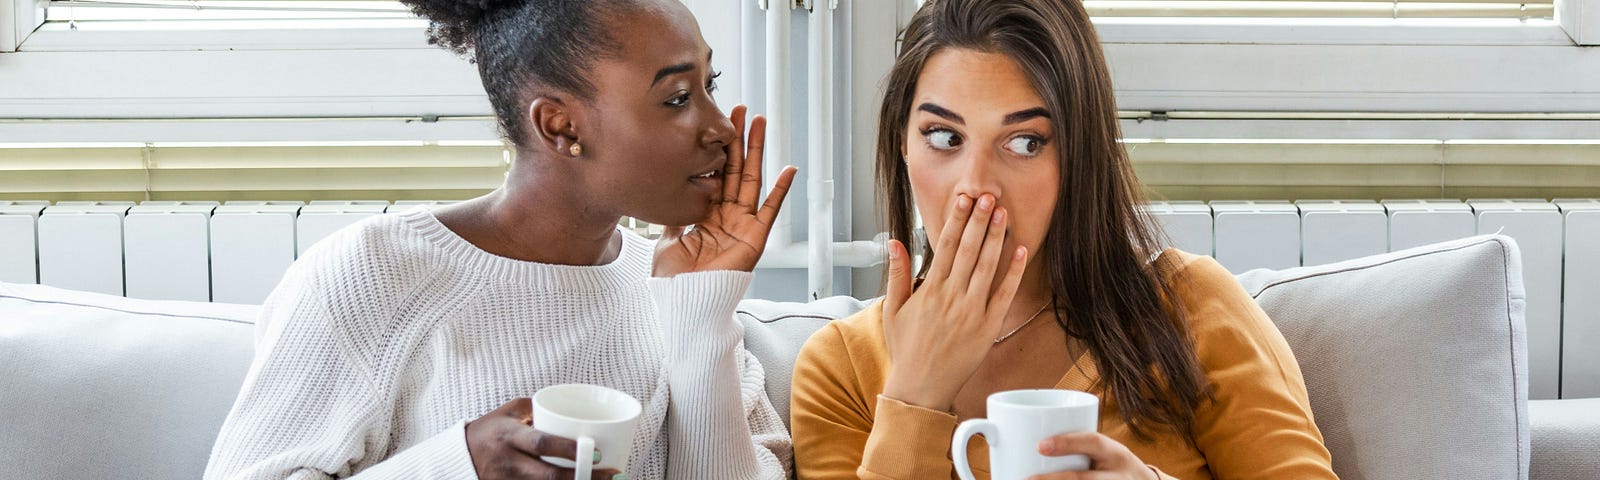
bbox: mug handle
[574,436,594,480]
[952,419,999,480]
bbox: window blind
[58,0,1555,22]
[45,0,412,21]
[0,144,506,202]
[2,140,1597,204]
[1083,0,1553,19]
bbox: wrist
[883,372,955,412]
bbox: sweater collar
[400,206,653,294]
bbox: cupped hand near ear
[652,104,797,278]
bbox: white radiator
[125,202,217,303]
[210,202,303,305]
[0,198,1594,400]
[36,202,135,297]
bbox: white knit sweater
[204,207,791,480]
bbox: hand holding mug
[1026,432,1157,480]
[465,398,621,480]
[881,193,1029,411]
[953,389,1106,480]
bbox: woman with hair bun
[204,1,795,479]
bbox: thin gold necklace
[994,302,1052,345]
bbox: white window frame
[3,0,45,51]
[2,0,1598,140]
[1558,0,1600,43]
[18,17,431,51]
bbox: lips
[688,167,722,194]
[689,156,726,182]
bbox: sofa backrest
[0,234,1530,480]
[736,295,874,428]
[0,283,257,480]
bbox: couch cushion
[1236,234,1530,480]
[737,295,874,429]
[1529,398,1600,480]
[0,282,258,480]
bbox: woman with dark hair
[790,0,1336,478]
[204,1,795,479]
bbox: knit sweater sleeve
[648,270,792,480]
[203,269,478,480]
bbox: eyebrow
[917,103,1050,126]
[651,50,715,87]
[916,103,965,125]
[1003,107,1050,125]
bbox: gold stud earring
[570,142,583,156]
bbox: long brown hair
[876,0,1210,439]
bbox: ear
[528,95,583,157]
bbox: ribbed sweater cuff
[352,420,477,480]
[860,395,958,480]
[648,270,754,357]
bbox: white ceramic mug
[952,389,1099,480]
[531,384,643,480]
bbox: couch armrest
[1529,398,1600,480]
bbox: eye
[1004,135,1045,156]
[922,128,962,151]
[666,91,690,107]
[706,70,722,94]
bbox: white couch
[2,235,1596,479]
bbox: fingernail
[978,195,993,211]
[1016,246,1027,260]
[1038,440,1052,454]
[992,208,1005,225]
[888,243,901,259]
[593,451,602,463]
[957,195,972,210]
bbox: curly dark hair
[399,0,636,146]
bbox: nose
[702,105,736,150]
[952,149,1003,204]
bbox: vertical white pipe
[806,0,834,299]
[741,0,762,112]
[764,0,793,250]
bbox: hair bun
[400,0,524,54]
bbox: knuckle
[504,397,531,415]
[496,455,525,479]
[519,461,550,480]
[1091,432,1112,450]
[533,431,562,454]
[966,265,992,281]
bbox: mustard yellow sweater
[789,250,1337,479]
